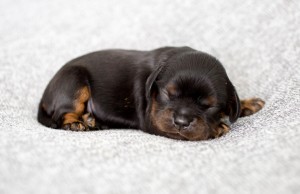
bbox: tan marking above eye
[200,96,217,106]
[166,83,178,96]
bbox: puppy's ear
[145,65,164,101]
[225,80,241,123]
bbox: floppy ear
[225,80,241,123]
[145,65,164,101]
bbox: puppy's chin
[164,130,210,141]
[156,118,211,141]
[177,119,211,140]
[150,98,211,141]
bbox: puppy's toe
[241,98,265,117]
[62,123,71,130]
[82,113,96,128]
[212,123,230,138]
[63,121,89,131]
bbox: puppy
[38,46,265,140]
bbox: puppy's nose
[174,115,192,128]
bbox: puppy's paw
[82,113,96,128]
[212,123,230,138]
[62,121,89,131]
[240,98,265,117]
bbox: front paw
[241,98,265,117]
[62,121,89,131]
[212,123,230,138]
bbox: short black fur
[38,46,241,140]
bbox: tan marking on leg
[240,98,265,117]
[74,86,90,114]
[63,113,79,124]
[62,86,90,131]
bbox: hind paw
[62,121,89,131]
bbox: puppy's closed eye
[159,83,180,101]
[197,96,217,109]
[197,97,210,109]
[159,88,170,102]
[166,83,179,97]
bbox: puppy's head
[146,51,240,140]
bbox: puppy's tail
[37,101,59,129]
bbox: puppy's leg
[211,98,265,139]
[240,98,265,117]
[62,86,91,131]
[39,66,93,131]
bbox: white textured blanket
[0,0,299,194]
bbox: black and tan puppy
[38,46,264,140]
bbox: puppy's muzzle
[173,108,196,130]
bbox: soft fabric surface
[0,0,299,194]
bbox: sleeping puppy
[38,46,265,141]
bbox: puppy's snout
[173,108,194,129]
[174,115,192,128]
